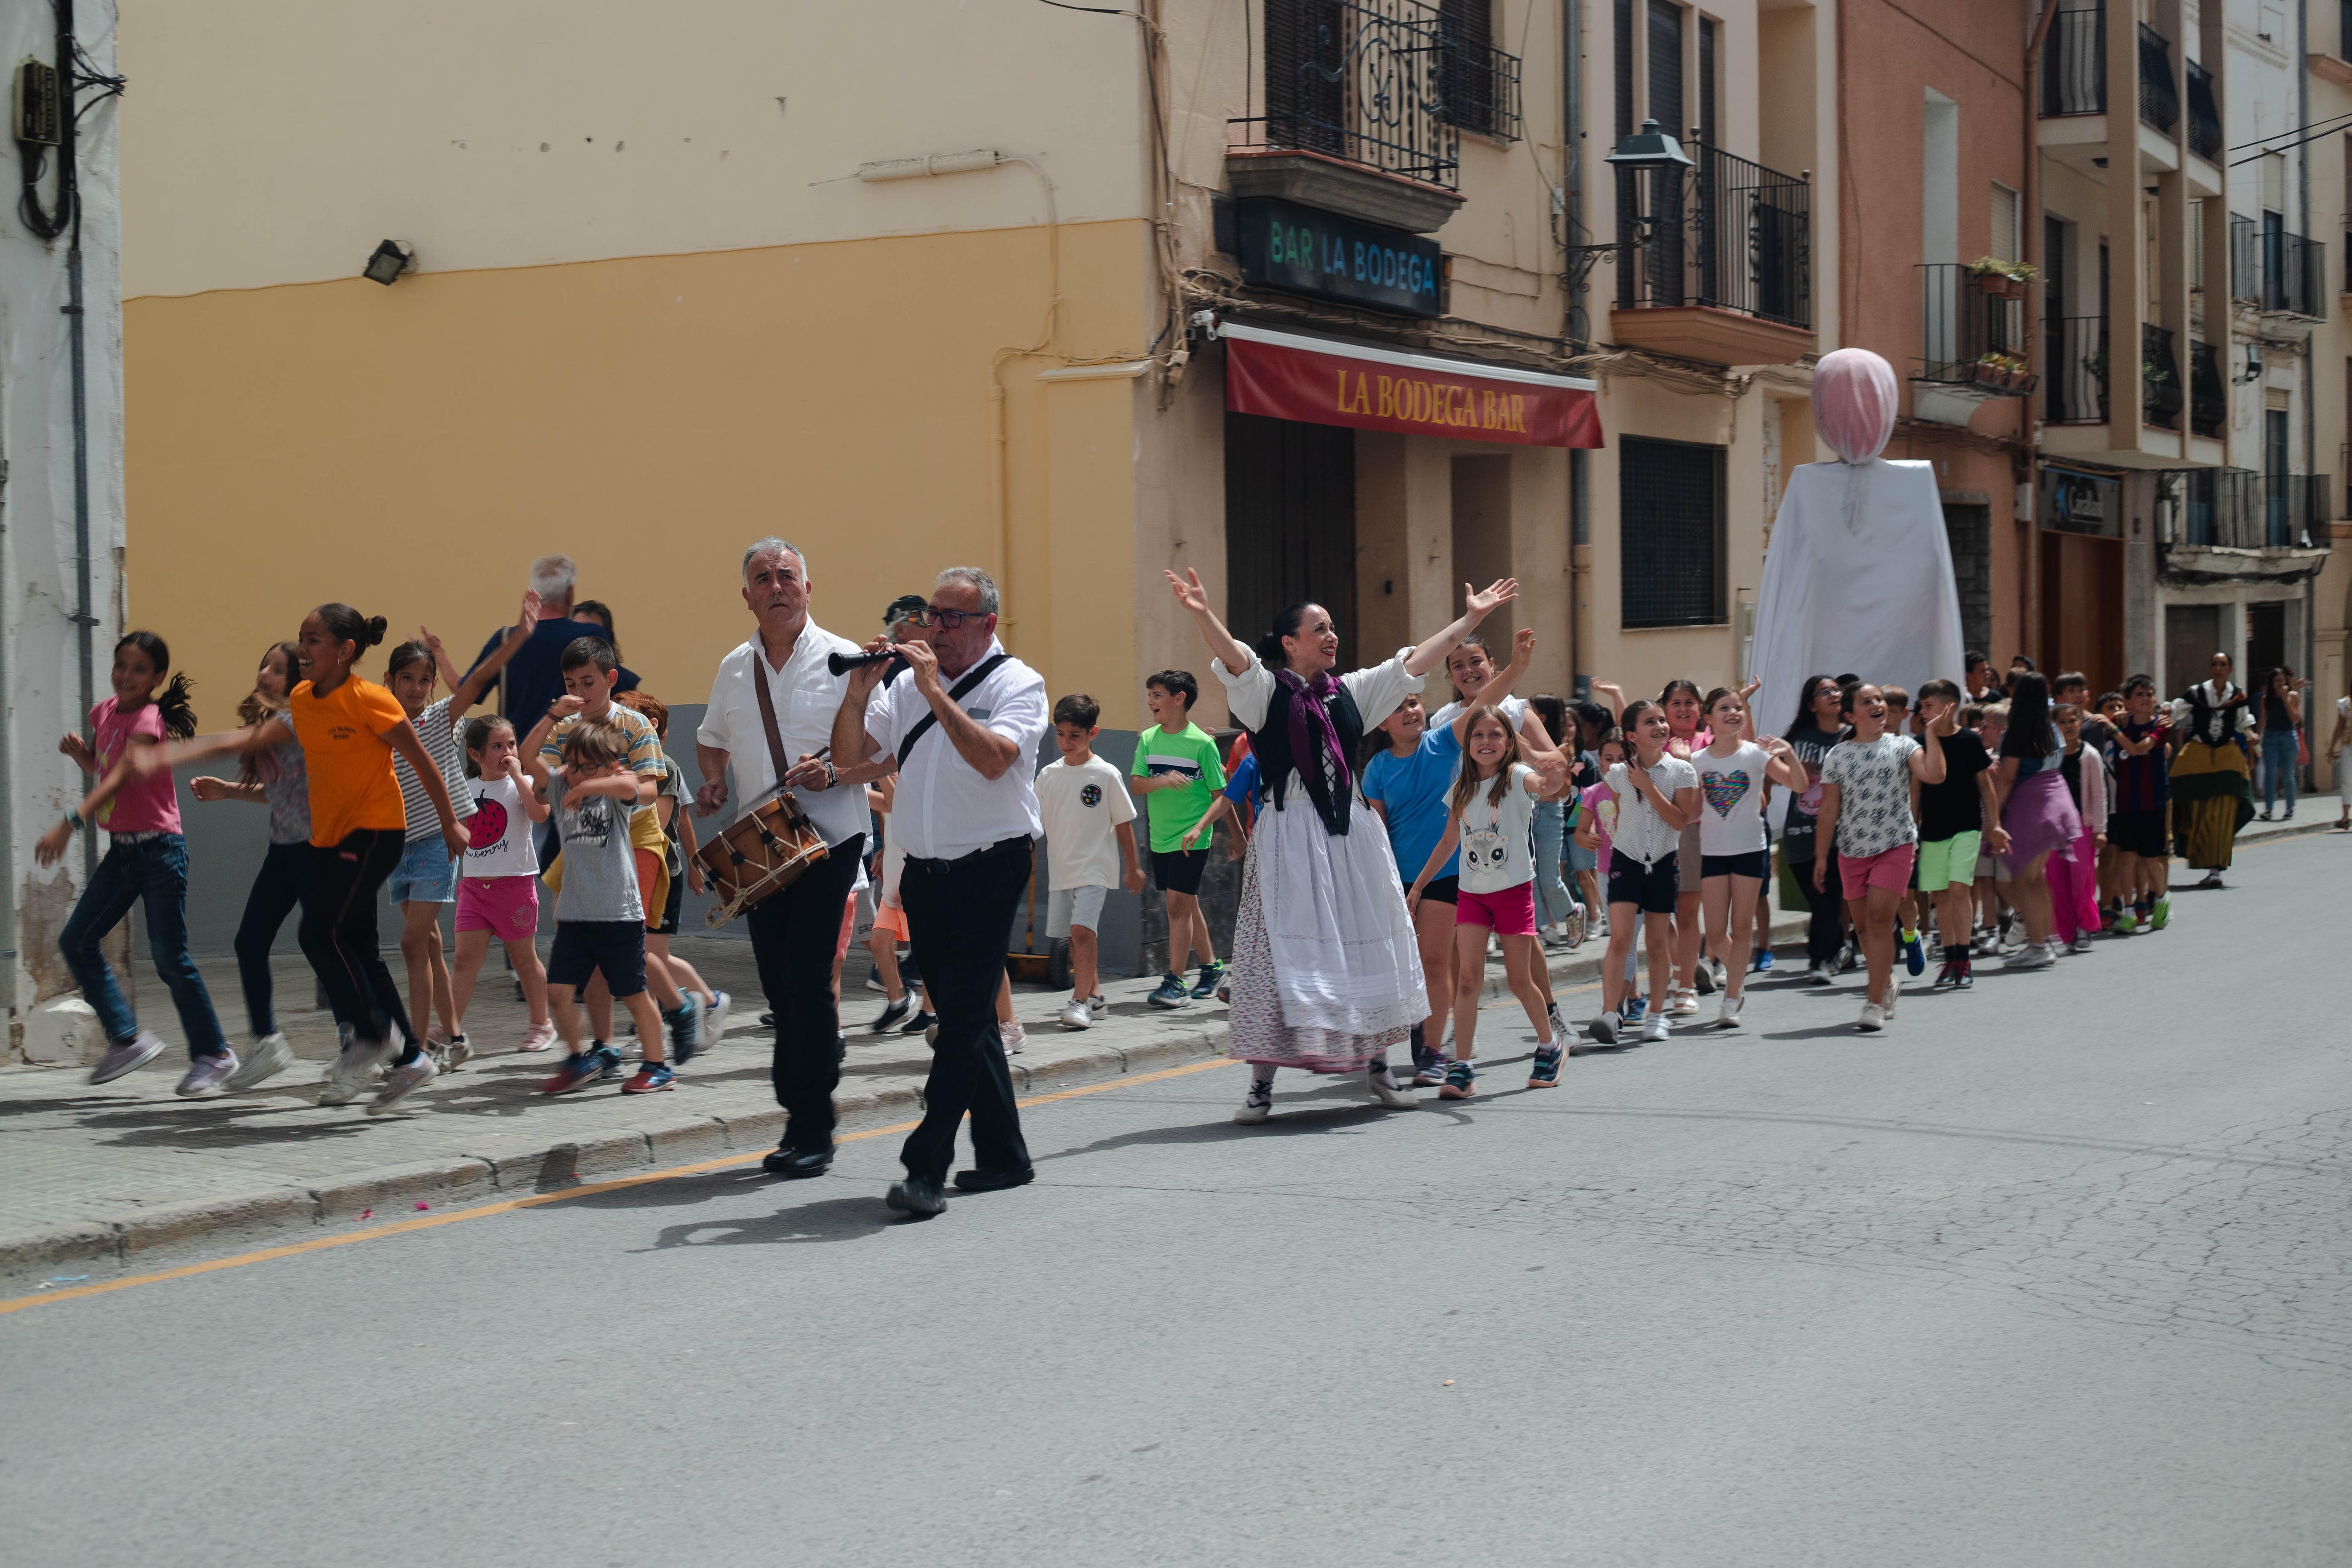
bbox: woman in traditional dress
[1164,568,1518,1123]
[2169,650,2256,889]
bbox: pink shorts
[456,874,540,940]
[1454,881,1537,936]
[1837,843,1918,899]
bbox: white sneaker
[175,1050,239,1097]
[1666,987,1700,1017]
[865,971,888,992]
[1001,1020,1026,1054]
[1366,1062,1416,1108]
[2002,943,2055,970]
[1883,985,1899,1019]
[225,1032,295,1090]
[1857,1001,1886,1032]
[517,1019,558,1053]
[1057,998,1092,1030]
[1233,1077,1274,1123]
[1086,994,1109,1022]
[1587,1011,1621,1046]
[368,1051,439,1114]
[704,991,732,1041]
[1808,963,1836,986]
[1692,962,1716,995]
[320,1030,395,1106]
[1639,1012,1670,1043]
[1706,957,1728,992]
[2068,936,2095,955]
[87,1029,166,1084]
[1714,993,1744,1030]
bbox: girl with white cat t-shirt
[1691,691,1808,1030]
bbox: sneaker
[1692,961,1716,996]
[175,1050,239,1098]
[1086,994,1109,1022]
[902,1009,938,1036]
[1438,1060,1477,1100]
[620,1062,676,1094]
[1899,929,1925,977]
[226,1032,295,1090]
[1883,983,1899,1019]
[1622,996,1648,1026]
[368,1051,439,1114]
[517,1019,558,1053]
[865,970,889,992]
[2002,942,2055,970]
[1526,1044,1564,1087]
[319,1031,395,1105]
[1001,1020,1026,1055]
[1857,1001,1885,1033]
[1147,972,1190,1009]
[1754,948,1775,972]
[539,1045,619,1094]
[2148,895,2170,931]
[871,995,914,1033]
[424,1026,454,1072]
[666,994,704,1065]
[1708,956,1728,991]
[1215,975,1232,1004]
[1638,1012,1670,1043]
[1666,987,1700,1017]
[1190,962,1225,1001]
[1057,997,1092,1030]
[1837,940,1859,973]
[704,991,732,1041]
[1955,958,1975,989]
[1997,911,2016,945]
[2112,910,2139,935]
[1714,993,1744,1030]
[1546,1001,1564,1037]
[1585,1011,1621,1047]
[1412,1051,1451,1087]
[1234,1077,1274,1123]
[1932,958,1959,990]
[445,1033,473,1071]
[1808,962,1836,986]
[1367,1061,1416,1108]
[2069,935,2095,955]
[87,1029,166,1085]
[1562,906,1589,948]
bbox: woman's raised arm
[1165,569,1253,673]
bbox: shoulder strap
[750,651,794,789]
[897,653,1012,769]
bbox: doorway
[1223,412,1357,661]
[2247,598,2287,682]
[2164,602,2224,697]
[1451,456,1515,640]
[2039,531,2124,692]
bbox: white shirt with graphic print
[1455,763,1539,895]
[1820,733,1922,858]
[1694,740,1773,857]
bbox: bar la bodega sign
[1220,322,1602,450]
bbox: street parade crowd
[32,541,2340,1218]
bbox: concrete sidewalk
[3,909,1782,1290]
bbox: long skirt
[1997,770,2082,878]
[1226,799,1425,1073]
[2169,740,2254,870]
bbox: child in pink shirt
[37,631,236,1094]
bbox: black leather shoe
[953,1166,1035,1193]
[762,1145,834,1178]
[884,1178,947,1217]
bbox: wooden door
[2039,531,2124,692]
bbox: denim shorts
[387,833,460,904]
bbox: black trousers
[302,828,414,1059]
[898,837,1032,1186]
[748,832,863,1153]
[1788,851,1846,964]
[235,841,334,1038]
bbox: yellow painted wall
[124,218,1153,724]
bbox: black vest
[1249,680,1365,835]
[2183,684,2246,747]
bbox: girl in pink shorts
[1407,703,1568,1098]
[452,716,556,1052]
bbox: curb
[0,912,1807,1291]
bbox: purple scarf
[1276,667,1353,836]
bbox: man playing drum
[696,538,880,1178]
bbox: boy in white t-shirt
[1035,694,1146,1031]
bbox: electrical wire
[2228,108,2352,153]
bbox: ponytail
[153,673,198,741]
[314,603,389,661]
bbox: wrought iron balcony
[2185,58,2220,161]
[2230,213,2325,318]
[2142,323,2183,430]
[1914,263,2034,400]
[2137,24,2179,135]
[1615,144,1811,327]
[2189,339,2225,438]
[1230,0,1525,198]
[2044,317,2184,430]
[2042,8,2104,117]
[2169,469,2333,550]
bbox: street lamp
[1563,120,1695,293]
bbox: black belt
[902,836,1031,876]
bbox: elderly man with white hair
[465,554,638,724]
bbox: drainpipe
[2299,0,2318,709]
[2023,0,2058,666]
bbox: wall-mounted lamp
[1561,120,1696,292]
[363,239,413,286]
[2238,342,2262,383]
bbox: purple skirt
[1998,769,2082,876]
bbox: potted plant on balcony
[1969,257,2039,300]
[1969,350,2034,395]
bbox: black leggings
[1790,852,1846,965]
[301,828,416,1062]
[236,842,336,1038]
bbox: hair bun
[364,616,389,648]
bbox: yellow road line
[0,1055,1239,1317]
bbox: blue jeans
[2261,730,2299,814]
[59,834,229,1060]
[1530,800,1579,925]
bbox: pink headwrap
[1812,347,1899,464]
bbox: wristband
[64,809,84,831]
[824,760,839,789]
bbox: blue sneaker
[1526,1044,1564,1088]
[1190,961,1225,1000]
[1753,947,1775,972]
[1622,996,1648,1027]
[538,1044,619,1095]
[1147,972,1190,1009]
[1439,1059,1477,1100]
[1899,928,1925,977]
[621,1062,675,1094]
[667,993,704,1064]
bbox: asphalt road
[6,833,2348,1567]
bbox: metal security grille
[1619,437,1725,629]
[1224,412,1358,655]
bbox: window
[1439,0,1502,136]
[1991,182,2020,261]
[1620,438,1727,629]
[1698,16,1717,148]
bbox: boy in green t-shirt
[1129,670,1226,1007]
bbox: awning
[1217,320,1603,449]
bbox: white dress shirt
[864,638,1049,859]
[697,618,870,849]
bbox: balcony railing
[1615,143,1811,328]
[2185,58,2221,161]
[1232,0,1525,191]
[2042,8,2104,117]
[2170,469,2333,550]
[1916,263,2032,390]
[2231,213,2326,317]
[2142,323,2183,430]
[2137,24,2179,135]
[2190,339,2226,437]
[2045,317,2185,428]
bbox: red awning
[1219,321,1602,449]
